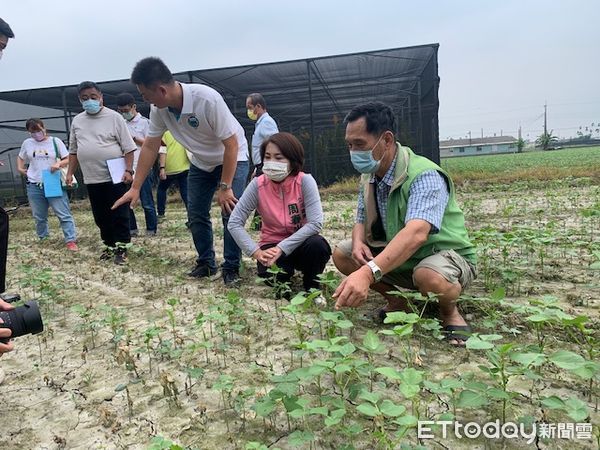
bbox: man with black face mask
[332,102,477,347]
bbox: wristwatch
[125,169,135,175]
[219,181,231,191]
[366,260,383,282]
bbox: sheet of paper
[42,169,63,198]
[107,157,126,184]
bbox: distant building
[440,136,518,157]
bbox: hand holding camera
[0,294,44,355]
[0,297,15,356]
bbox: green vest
[361,144,477,273]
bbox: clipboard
[42,169,63,198]
[107,157,126,184]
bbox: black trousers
[0,207,8,292]
[257,234,331,291]
[86,182,131,250]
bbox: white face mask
[262,160,290,182]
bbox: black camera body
[0,294,44,343]
[0,207,44,344]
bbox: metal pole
[7,156,17,199]
[417,80,423,155]
[61,88,71,141]
[307,60,317,181]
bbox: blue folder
[42,169,63,198]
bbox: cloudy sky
[1,0,599,141]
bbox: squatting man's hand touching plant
[332,102,478,347]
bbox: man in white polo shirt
[113,57,249,286]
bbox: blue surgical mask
[121,111,134,121]
[81,99,101,114]
[349,135,385,174]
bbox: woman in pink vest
[228,132,331,298]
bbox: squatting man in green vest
[332,102,477,347]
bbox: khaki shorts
[335,239,477,290]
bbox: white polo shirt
[124,112,150,170]
[148,83,248,172]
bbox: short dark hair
[247,93,266,109]
[131,57,174,87]
[344,101,397,137]
[77,81,101,95]
[25,118,44,131]
[260,132,304,176]
[116,92,136,107]
[0,18,14,39]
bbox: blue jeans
[27,183,77,242]
[129,173,158,232]
[157,170,188,216]
[187,160,249,271]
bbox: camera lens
[0,301,44,342]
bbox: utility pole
[544,101,547,136]
[468,130,472,146]
[481,128,483,138]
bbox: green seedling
[100,305,127,348]
[148,435,185,450]
[234,388,256,430]
[143,325,161,375]
[165,297,180,347]
[184,366,204,396]
[71,304,100,348]
[541,395,590,422]
[114,378,141,420]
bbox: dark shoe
[222,269,240,286]
[188,263,216,278]
[114,252,128,265]
[100,249,113,261]
[146,230,157,237]
[442,325,472,347]
[130,229,139,237]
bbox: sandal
[442,325,472,346]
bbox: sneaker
[130,229,139,237]
[146,230,157,237]
[114,252,128,265]
[222,269,240,286]
[100,249,113,260]
[66,241,79,252]
[188,263,216,278]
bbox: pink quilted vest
[257,172,307,246]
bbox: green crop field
[0,150,598,449]
[440,146,600,185]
